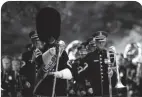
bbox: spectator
[1,55,16,97]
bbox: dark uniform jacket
[1,70,19,97]
[78,48,110,96]
[2,70,15,90]
[20,50,36,97]
[34,44,70,96]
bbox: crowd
[1,31,142,97]
[1,55,30,97]
[66,39,142,97]
[1,7,142,97]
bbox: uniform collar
[95,47,106,54]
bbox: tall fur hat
[36,7,61,43]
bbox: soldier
[12,58,31,97]
[86,37,96,53]
[33,7,72,96]
[1,55,17,97]
[77,31,113,96]
[123,42,142,97]
[11,58,22,97]
[20,31,44,97]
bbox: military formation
[1,7,142,97]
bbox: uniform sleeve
[58,50,70,70]
[123,44,131,58]
[80,53,90,66]
[71,54,90,82]
[22,52,28,62]
[59,51,80,80]
[77,54,90,80]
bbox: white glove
[52,68,73,80]
[53,71,63,78]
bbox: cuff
[59,68,73,80]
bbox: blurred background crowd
[1,1,142,97]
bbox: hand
[108,67,113,77]
[25,81,31,88]
[80,90,86,96]
[34,48,42,58]
[17,92,22,97]
[52,71,63,79]
[88,88,93,94]
[69,89,75,95]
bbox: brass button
[100,55,102,57]
[100,61,102,64]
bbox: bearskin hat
[36,7,61,43]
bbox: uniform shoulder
[60,50,69,61]
[61,50,68,57]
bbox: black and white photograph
[1,1,142,97]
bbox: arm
[132,43,142,64]
[55,68,73,80]
[123,44,131,58]
[53,51,73,80]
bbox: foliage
[1,1,142,55]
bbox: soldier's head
[124,42,141,62]
[88,37,96,46]
[2,55,12,71]
[12,58,21,71]
[86,37,96,52]
[25,44,33,51]
[36,7,61,44]
[92,31,108,49]
[78,43,88,58]
[29,31,45,50]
